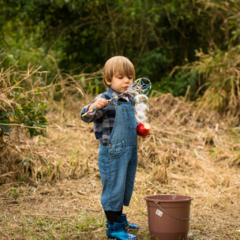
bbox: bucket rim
[144,194,194,203]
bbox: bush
[0,63,47,137]
[179,46,240,116]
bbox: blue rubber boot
[117,214,139,230]
[106,221,137,240]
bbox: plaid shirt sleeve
[80,93,108,123]
[80,88,139,143]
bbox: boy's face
[105,72,134,94]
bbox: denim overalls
[98,91,138,211]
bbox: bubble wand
[81,78,151,117]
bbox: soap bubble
[135,103,149,123]
[134,94,149,105]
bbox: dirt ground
[0,94,240,240]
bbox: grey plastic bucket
[144,195,194,240]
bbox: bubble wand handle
[81,92,128,117]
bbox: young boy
[80,56,141,240]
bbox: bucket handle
[155,202,191,221]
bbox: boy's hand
[88,98,108,111]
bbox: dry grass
[0,92,240,239]
[0,62,102,185]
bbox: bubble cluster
[134,94,149,123]
[134,95,148,105]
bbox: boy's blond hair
[103,56,135,88]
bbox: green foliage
[0,0,231,84]
[0,18,57,81]
[181,46,240,115]
[11,90,47,136]
[153,69,198,97]
[1,0,240,102]
[0,63,48,137]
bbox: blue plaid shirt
[80,88,136,144]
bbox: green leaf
[94,78,99,85]
[7,54,15,64]
[0,125,10,132]
[0,112,15,118]
[16,104,23,110]
[58,160,62,166]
